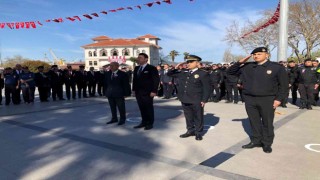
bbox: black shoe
[195,134,203,141]
[225,100,232,103]
[299,106,305,109]
[179,132,195,138]
[144,125,153,130]
[234,102,238,104]
[134,124,145,129]
[262,146,272,153]
[118,121,125,125]
[242,142,262,149]
[307,106,312,110]
[106,120,118,124]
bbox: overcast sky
[0,0,280,63]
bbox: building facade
[81,34,161,70]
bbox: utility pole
[277,0,289,62]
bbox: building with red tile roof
[81,34,161,70]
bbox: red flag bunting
[7,23,14,29]
[30,22,36,28]
[25,22,30,29]
[163,0,172,4]
[53,18,63,23]
[101,11,108,14]
[109,9,117,12]
[91,13,99,17]
[135,5,142,9]
[155,1,161,5]
[67,17,76,21]
[83,14,93,19]
[37,21,43,26]
[45,19,51,22]
[20,22,25,28]
[74,16,81,21]
[127,7,133,10]
[0,23,5,28]
[117,7,125,11]
[15,23,20,29]
[145,2,154,7]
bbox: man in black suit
[75,65,88,98]
[87,66,98,97]
[167,55,212,141]
[132,53,160,130]
[160,64,174,99]
[105,62,131,125]
[64,65,77,100]
[34,66,50,102]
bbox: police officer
[227,47,288,153]
[167,55,212,141]
[209,64,223,102]
[0,70,4,105]
[287,60,299,105]
[35,66,50,102]
[296,58,320,109]
[3,67,20,105]
[64,65,77,100]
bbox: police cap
[251,47,268,54]
[185,55,202,62]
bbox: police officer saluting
[227,47,288,153]
[167,55,212,141]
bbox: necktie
[111,72,115,79]
[138,66,143,76]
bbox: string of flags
[0,0,195,30]
[241,1,280,38]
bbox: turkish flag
[74,16,81,21]
[145,3,153,7]
[45,19,51,22]
[0,23,5,29]
[15,22,20,29]
[117,7,125,11]
[135,5,142,9]
[25,22,30,29]
[67,17,76,21]
[37,21,43,25]
[30,22,36,28]
[20,22,25,28]
[163,0,172,4]
[109,9,117,12]
[127,7,133,10]
[101,11,108,14]
[155,1,161,5]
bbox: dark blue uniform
[4,72,19,105]
[168,68,212,137]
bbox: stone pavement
[0,96,319,180]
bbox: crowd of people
[157,58,320,109]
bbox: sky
[0,0,281,63]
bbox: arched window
[142,50,146,53]
[136,50,140,55]
[122,48,130,56]
[88,51,92,57]
[93,51,97,57]
[111,49,119,56]
[100,49,107,57]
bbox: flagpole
[277,0,289,62]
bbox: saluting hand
[238,55,252,64]
[273,100,281,109]
[314,84,319,90]
[201,102,206,107]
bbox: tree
[169,50,180,62]
[222,49,247,63]
[22,60,51,73]
[288,0,320,60]
[3,55,31,68]
[128,57,137,69]
[183,52,190,60]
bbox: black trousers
[88,82,96,96]
[77,83,87,98]
[108,97,126,122]
[51,84,63,100]
[135,92,155,126]
[298,83,315,107]
[97,82,104,96]
[21,86,35,103]
[226,83,239,102]
[38,86,49,101]
[5,85,19,105]
[220,82,226,100]
[290,84,298,104]
[211,83,220,101]
[244,95,275,146]
[163,83,173,98]
[15,87,21,103]
[157,84,163,97]
[65,82,76,99]
[181,102,204,135]
[0,87,2,104]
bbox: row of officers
[0,64,133,105]
[158,58,320,109]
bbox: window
[89,61,93,66]
[136,50,140,55]
[122,48,130,56]
[93,51,97,57]
[142,50,146,53]
[111,49,118,56]
[100,49,107,56]
[88,51,92,57]
[94,61,97,66]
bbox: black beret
[251,47,268,54]
[185,55,202,62]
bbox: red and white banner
[108,56,126,64]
